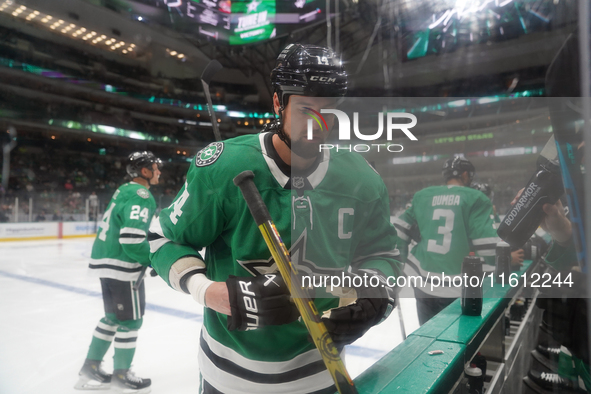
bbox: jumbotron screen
[148,0,325,45]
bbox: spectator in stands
[21,201,29,216]
[35,210,46,222]
[52,210,63,221]
[25,183,34,197]
[0,205,9,222]
[65,179,74,191]
[89,191,98,211]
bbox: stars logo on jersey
[137,188,150,199]
[237,229,342,277]
[247,0,261,13]
[195,142,224,167]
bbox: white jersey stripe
[472,237,501,245]
[120,227,146,236]
[198,347,333,394]
[90,258,143,270]
[396,231,410,242]
[201,328,324,374]
[119,237,145,245]
[405,254,462,298]
[392,216,411,230]
[149,237,170,252]
[307,150,330,189]
[148,218,171,253]
[477,250,496,257]
[259,133,290,188]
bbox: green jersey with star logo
[90,182,156,281]
[149,133,401,394]
[195,142,224,166]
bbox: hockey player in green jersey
[393,156,499,325]
[75,151,161,393]
[149,44,402,394]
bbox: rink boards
[0,235,539,394]
[354,260,541,394]
[0,221,97,241]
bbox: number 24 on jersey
[98,203,149,241]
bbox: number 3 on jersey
[427,209,454,255]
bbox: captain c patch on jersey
[195,142,224,167]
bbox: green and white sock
[113,327,138,370]
[86,317,118,361]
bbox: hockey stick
[134,61,224,291]
[397,298,407,340]
[133,269,147,291]
[133,266,157,290]
[234,170,357,394]
[200,59,224,142]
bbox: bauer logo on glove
[226,273,300,331]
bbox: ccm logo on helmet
[310,76,336,83]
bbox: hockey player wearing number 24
[148,43,402,394]
[75,151,162,393]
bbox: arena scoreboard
[150,0,325,45]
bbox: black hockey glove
[322,269,396,350]
[226,273,300,331]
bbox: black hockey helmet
[270,43,347,109]
[472,182,493,200]
[442,156,475,183]
[126,151,162,179]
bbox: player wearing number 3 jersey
[392,156,499,325]
[75,151,161,393]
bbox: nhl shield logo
[195,142,224,167]
[292,177,305,189]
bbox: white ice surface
[0,239,420,394]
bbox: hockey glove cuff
[226,274,300,331]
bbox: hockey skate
[74,359,111,390]
[111,369,152,393]
[528,370,586,393]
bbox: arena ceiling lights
[0,0,185,60]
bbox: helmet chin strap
[273,102,291,150]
